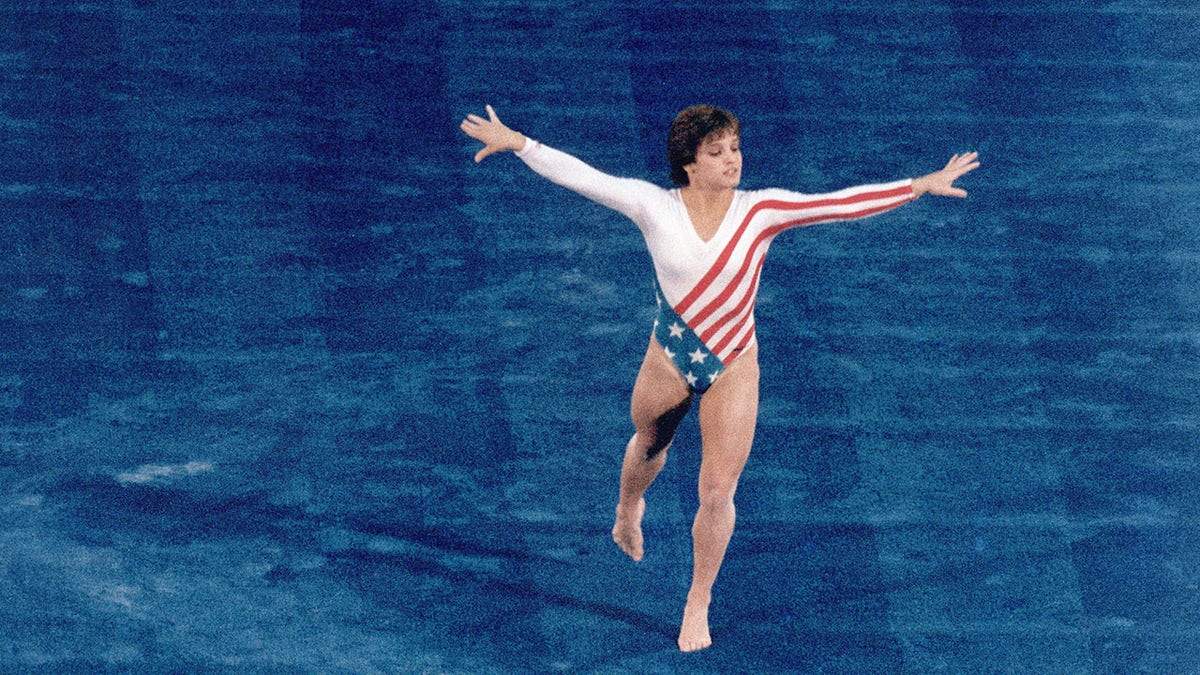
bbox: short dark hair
[667,105,741,187]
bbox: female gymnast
[460,104,979,652]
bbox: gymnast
[460,104,978,652]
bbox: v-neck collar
[677,189,736,246]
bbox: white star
[689,349,708,364]
[663,346,675,360]
[668,322,686,339]
[685,372,699,387]
[708,371,721,383]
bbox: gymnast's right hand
[460,105,527,163]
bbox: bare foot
[677,594,712,652]
[612,498,646,561]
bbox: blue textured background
[3,1,1200,672]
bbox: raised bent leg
[612,339,693,562]
[678,343,759,652]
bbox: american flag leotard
[516,139,915,392]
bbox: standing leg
[612,339,693,561]
[678,343,759,652]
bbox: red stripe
[699,253,766,343]
[674,185,913,317]
[712,308,752,359]
[728,325,756,361]
[771,197,915,232]
[708,254,769,357]
[691,237,769,328]
[716,320,757,366]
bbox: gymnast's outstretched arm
[460,105,662,221]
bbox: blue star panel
[653,285,725,392]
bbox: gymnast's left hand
[460,105,527,163]
[912,152,980,198]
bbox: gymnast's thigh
[630,338,693,438]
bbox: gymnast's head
[668,105,741,187]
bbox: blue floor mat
[3,1,1200,671]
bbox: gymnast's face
[684,132,741,191]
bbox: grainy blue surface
[2,1,1199,672]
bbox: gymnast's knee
[697,477,739,508]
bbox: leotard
[516,138,915,392]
